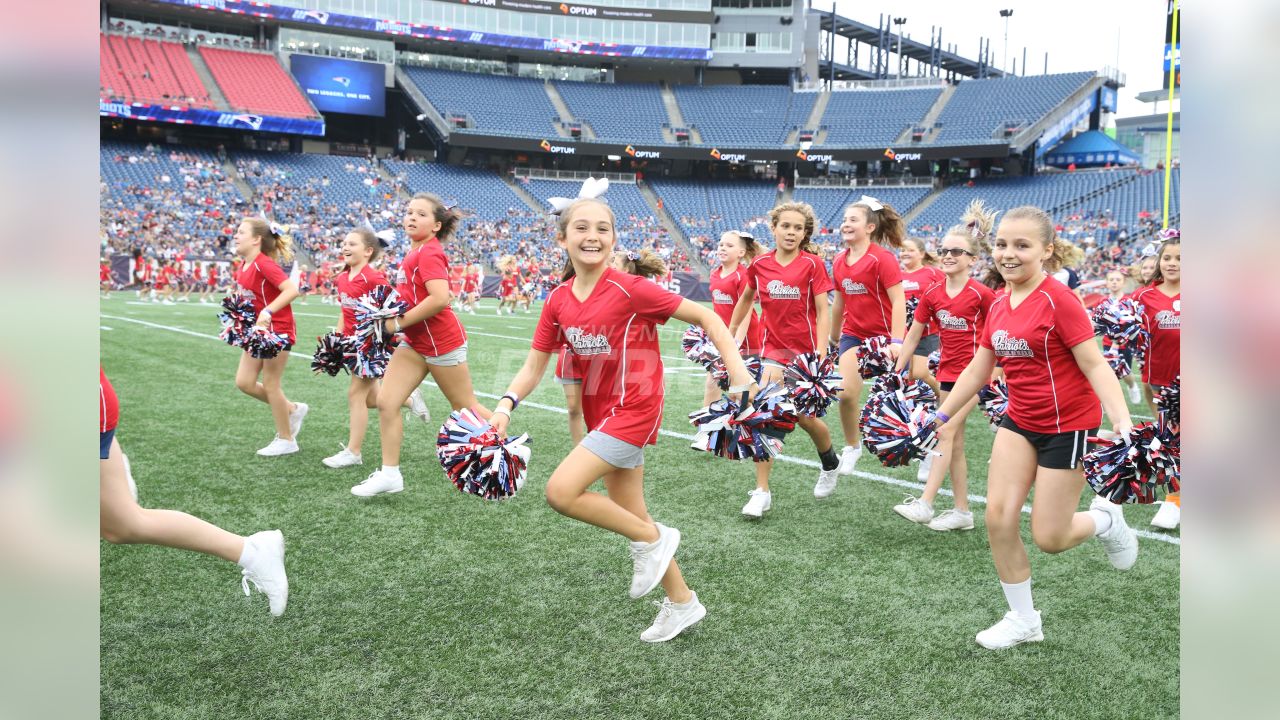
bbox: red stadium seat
[199,47,319,118]
[100,34,213,108]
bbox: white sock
[1089,508,1113,536]
[382,465,401,476]
[237,537,257,568]
[1000,578,1036,618]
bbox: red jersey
[193,264,204,282]
[235,254,297,344]
[449,266,465,295]
[100,367,119,434]
[708,265,762,355]
[394,239,466,356]
[463,271,479,294]
[156,266,175,288]
[980,276,1100,434]
[208,264,220,285]
[100,263,111,282]
[832,243,903,340]
[901,266,946,335]
[499,274,518,297]
[337,264,389,336]
[744,250,834,363]
[915,279,996,382]
[138,262,152,282]
[532,268,683,446]
[1131,285,1180,387]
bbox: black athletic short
[999,415,1095,470]
[914,333,940,358]
[939,381,956,392]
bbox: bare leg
[424,361,491,419]
[544,444,661,543]
[605,467,691,603]
[836,349,864,447]
[346,376,376,454]
[985,429,1038,583]
[376,347,429,467]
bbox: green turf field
[100,295,1179,720]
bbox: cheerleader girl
[1132,231,1180,529]
[496,258,518,315]
[100,258,112,299]
[892,201,998,531]
[204,262,220,303]
[101,368,289,616]
[1102,270,1146,404]
[232,218,307,457]
[826,196,908,493]
[900,237,945,395]
[704,231,762,407]
[490,195,758,642]
[932,206,1137,650]
[728,202,840,517]
[321,229,430,469]
[350,193,489,497]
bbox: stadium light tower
[999,9,1013,74]
[892,17,907,78]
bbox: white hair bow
[269,221,286,237]
[857,195,883,212]
[547,177,609,215]
[374,229,396,248]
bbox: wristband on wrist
[890,337,902,344]
[727,383,752,393]
[492,407,511,420]
[935,411,950,424]
[392,318,401,333]
[501,392,521,409]
[262,307,273,317]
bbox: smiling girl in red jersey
[728,202,839,518]
[1131,231,1181,530]
[232,218,307,457]
[932,205,1137,650]
[893,200,998,531]
[826,196,908,492]
[320,228,431,471]
[491,194,758,643]
[349,193,489,498]
[703,230,762,407]
[100,368,289,616]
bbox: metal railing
[795,175,936,189]
[512,168,637,184]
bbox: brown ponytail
[348,227,383,264]
[615,248,668,280]
[410,191,462,241]
[944,199,999,256]
[849,200,905,249]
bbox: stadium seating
[820,88,942,147]
[794,186,934,235]
[931,72,1096,145]
[402,67,558,138]
[554,80,668,145]
[100,34,213,108]
[200,47,318,118]
[673,85,817,147]
[384,160,530,220]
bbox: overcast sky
[826,0,1177,118]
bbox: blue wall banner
[157,0,712,61]
[99,100,325,136]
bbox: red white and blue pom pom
[1082,422,1180,504]
[904,297,920,328]
[436,408,531,500]
[783,352,843,417]
[855,335,895,379]
[688,382,798,462]
[708,354,763,392]
[311,332,351,376]
[242,327,290,360]
[858,389,940,467]
[1156,376,1180,427]
[681,325,721,367]
[343,333,392,379]
[1102,345,1132,379]
[217,293,257,348]
[927,350,941,377]
[978,379,1009,426]
[866,371,938,412]
[344,286,409,344]
[1091,297,1145,348]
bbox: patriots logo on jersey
[841,279,868,295]
[766,280,801,300]
[936,309,969,331]
[565,327,611,356]
[712,289,734,304]
[1155,310,1180,330]
[991,330,1033,358]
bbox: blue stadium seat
[932,72,1096,145]
[402,67,557,139]
[673,85,817,147]
[821,88,942,147]
[555,80,668,145]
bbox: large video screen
[290,54,385,116]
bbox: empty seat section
[932,72,1095,145]
[673,85,816,147]
[821,88,941,147]
[402,67,557,138]
[201,47,317,118]
[554,81,668,145]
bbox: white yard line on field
[100,313,1180,546]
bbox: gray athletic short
[411,343,468,367]
[914,333,940,357]
[581,430,645,469]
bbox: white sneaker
[407,388,431,424]
[927,508,974,531]
[257,435,299,456]
[916,453,934,482]
[351,468,404,497]
[741,489,772,519]
[1150,500,1180,530]
[289,402,309,440]
[322,446,363,468]
[628,523,680,599]
[976,610,1043,650]
[813,468,839,499]
[1091,496,1138,570]
[893,495,934,524]
[1128,383,1143,405]
[836,445,861,475]
[122,452,138,502]
[640,591,707,643]
[162,299,174,305]
[240,530,288,617]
